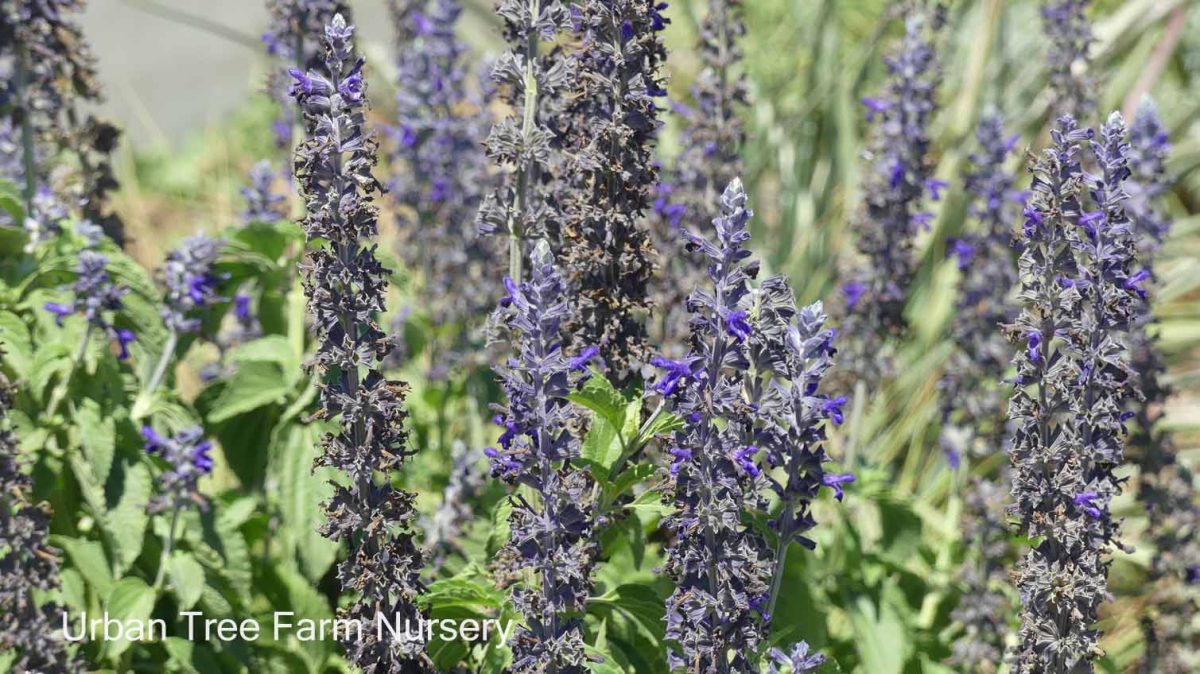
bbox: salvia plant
[652,0,749,357]
[554,0,667,384]
[0,0,125,246]
[0,364,85,672]
[1007,113,1143,673]
[654,179,844,672]
[941,113,1022,672]
[0,1,1196,673]
[1042,0,1096,121]
[388,0,495,376]
[841,1,944,386]
[485,240,598,673]
[1124,99,1199,673]
[290,14,430,671]
[475,0,572,281]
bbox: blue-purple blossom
[656,179,774,672]
[486,241,596,673]
[262,0,349,150]
[160,234,225,334]
[291,14,430,669]
[1007,114,1142,673]
[240,160,288,224]
[141,425,213,513]
[842,3,943,385]
[43,249,134,360]
[765,641,826,674]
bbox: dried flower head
[0,363,86,672]
[559,0,667,385]
[291,14,431,670]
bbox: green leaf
[75,399,116,486]
[0,310,33,381]
[624,489,671,519]
[581,410,623,472]
[54,535,114,598]
[169,553,206,611]
[102,578,156,659]
[271,424,337,581]
[569,375,629,432]
[163,637,223,674]
[637,409,684,444]
[0,178,23,222]
[230,335,299,376]
[105,460,151,574]
[848,590,910,674]
[207,360,293,422]
[424,575,506,612]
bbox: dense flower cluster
[420,440,483,573]
[475,0,572,276]
[841,2,944,386]
[655,179,774,672]
[651,0,748,357]
[749,281,845,588]
[0,0,124,245]
[1041,0,1095,121]
[941,114,1021,671]
[0,365,85,672]
[160,234,225,335]
[559,0,667,385]
[44,231,135,360]
[388,0,495,373]
[262,0,349,150]
[764,642,826,674]
[1125,99,1199,673]
[291,14,430,671]
[486,241,597,673]
[241,160,288,225]
[1007,113,1142,673]
[141,425,214,513]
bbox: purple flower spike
[141,425,214,513]
[1073,491,1102,519]
[44,302,73,326]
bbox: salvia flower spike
[652,0,749,357]
[1008,113,1142,673]
[241,160,288,225]
[388,0,494,372]
[560,0,667,385]
[1125,99,1200,672]
[475,0,572,281]
[141,425,214,514]
[263,0,350,150]
[486,240,597,673]
[291,13,431,671]
[655,178,774,672]
[842,1,943,386]
[161,234,225,335]
[44,247,134,361]
[0,363,86,672]
[0,0,126,245]
[1041,0,1095,121]
[942,113,1021,670]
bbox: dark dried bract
[291,14,431,672]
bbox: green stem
[45,327,92,421]
[14,44,38,219]
[153,507,182,592]
[145,330,179,397]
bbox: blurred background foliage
[72,0,1200,671]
